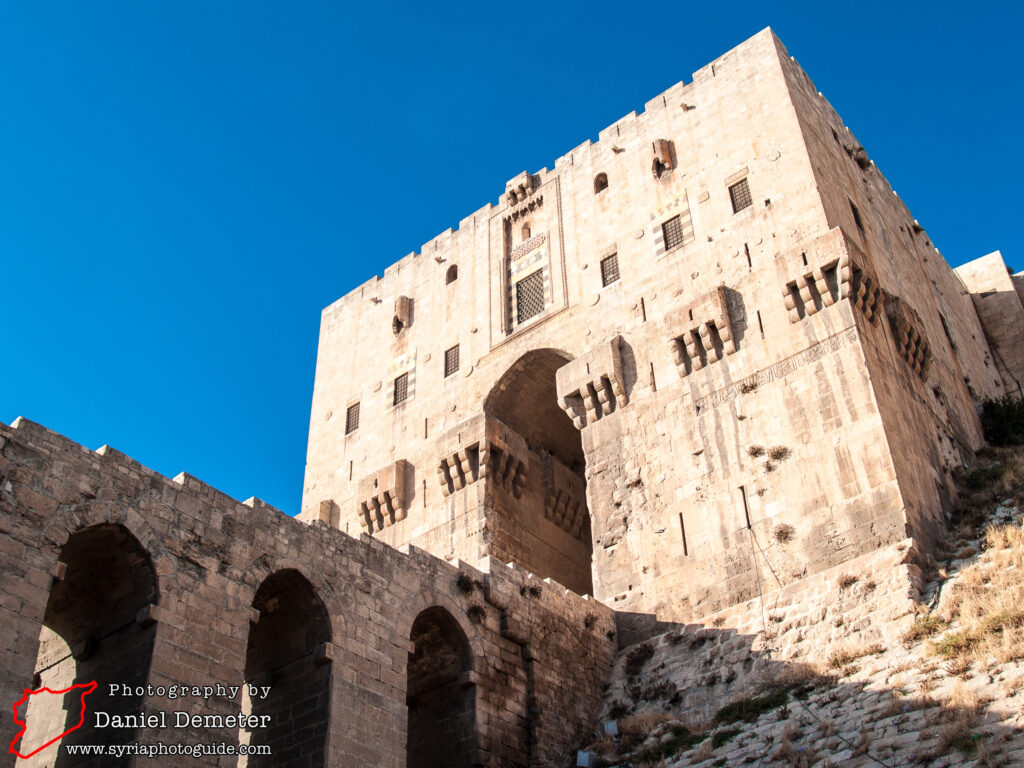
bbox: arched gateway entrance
[482,348,593,594]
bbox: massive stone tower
[299,28,1017,635]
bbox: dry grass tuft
[692,739,714,762]
[903,614,947,645]
[932,521,1024,664]
[826,642,883,669]
[772,523,796,543]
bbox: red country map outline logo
[9,681,98,759]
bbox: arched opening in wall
[407,606,477,768]
[242,570,331,768]
[483,349,593,595]
[23,524,157,767]
[446,264,458,284]
[521,222,531,240]
[594,172,608,193]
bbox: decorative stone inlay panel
[511,232,547,261]
[356,460,410,531]
[555,336,628,429]
[667,286,737,376]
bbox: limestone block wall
[602,539,926,721]
[956,251,1024,394]
[299,27,1003,633]
[0,418,615,768]
[778,39,1003,550]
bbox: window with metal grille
[600,254,620,286]
[345,402,360,435]
[444,344,460,377]
[516,271,545,324]
[393,373,409,406]
[729,178,752,213]
[662,215,684,251]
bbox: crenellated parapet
[779,228,881,324]
[666,286,737,376]
[356,460,410,531]
[555,336,628,429]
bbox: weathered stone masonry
[299,26,1022,640]
[0,418,615,767]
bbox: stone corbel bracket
[780,228,882,324]
[356,460,410,532]
[480,442,527,498]
[543,460,588,540]
[438,443,481,497]
[544,490,587,540]
[555,335,629,430]
[667,286,737,376]
[504,171,543,221]
[886,296,931,379]
[439,441,526,498]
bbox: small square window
[729,178,752,213]
[393,373,409,406]
[516,271,545,324]
[600,254,620,286]
[345,402,360,435]
[444,345,460,377]
[662,215,684,251]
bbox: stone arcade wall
[0,418,615,768]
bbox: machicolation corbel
[780,228,881,324]
[885,295,932,379]
[356,460,411,531]
[555,335,628,429]
[666,286,737,376]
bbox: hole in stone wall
[594,172,609,193]
[446,264,458,284]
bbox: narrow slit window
[444,344,460,378]
[850,200,865,235]
[662,215,684,251]
[446,264,458,284]
[600,254,620,286]
[729,178,752,213]
[594,172,609,193]
[345,402,360,435]
[393,373,409,406]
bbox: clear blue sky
[2,1,1021,515]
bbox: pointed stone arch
[406,605,478,768]
[482,348,593,594]
[26,523,158,765]
[241,569,331,767]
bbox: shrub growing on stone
[624,642,655,678]
[980,394,1024,446]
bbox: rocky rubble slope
[579,449,1024,768]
